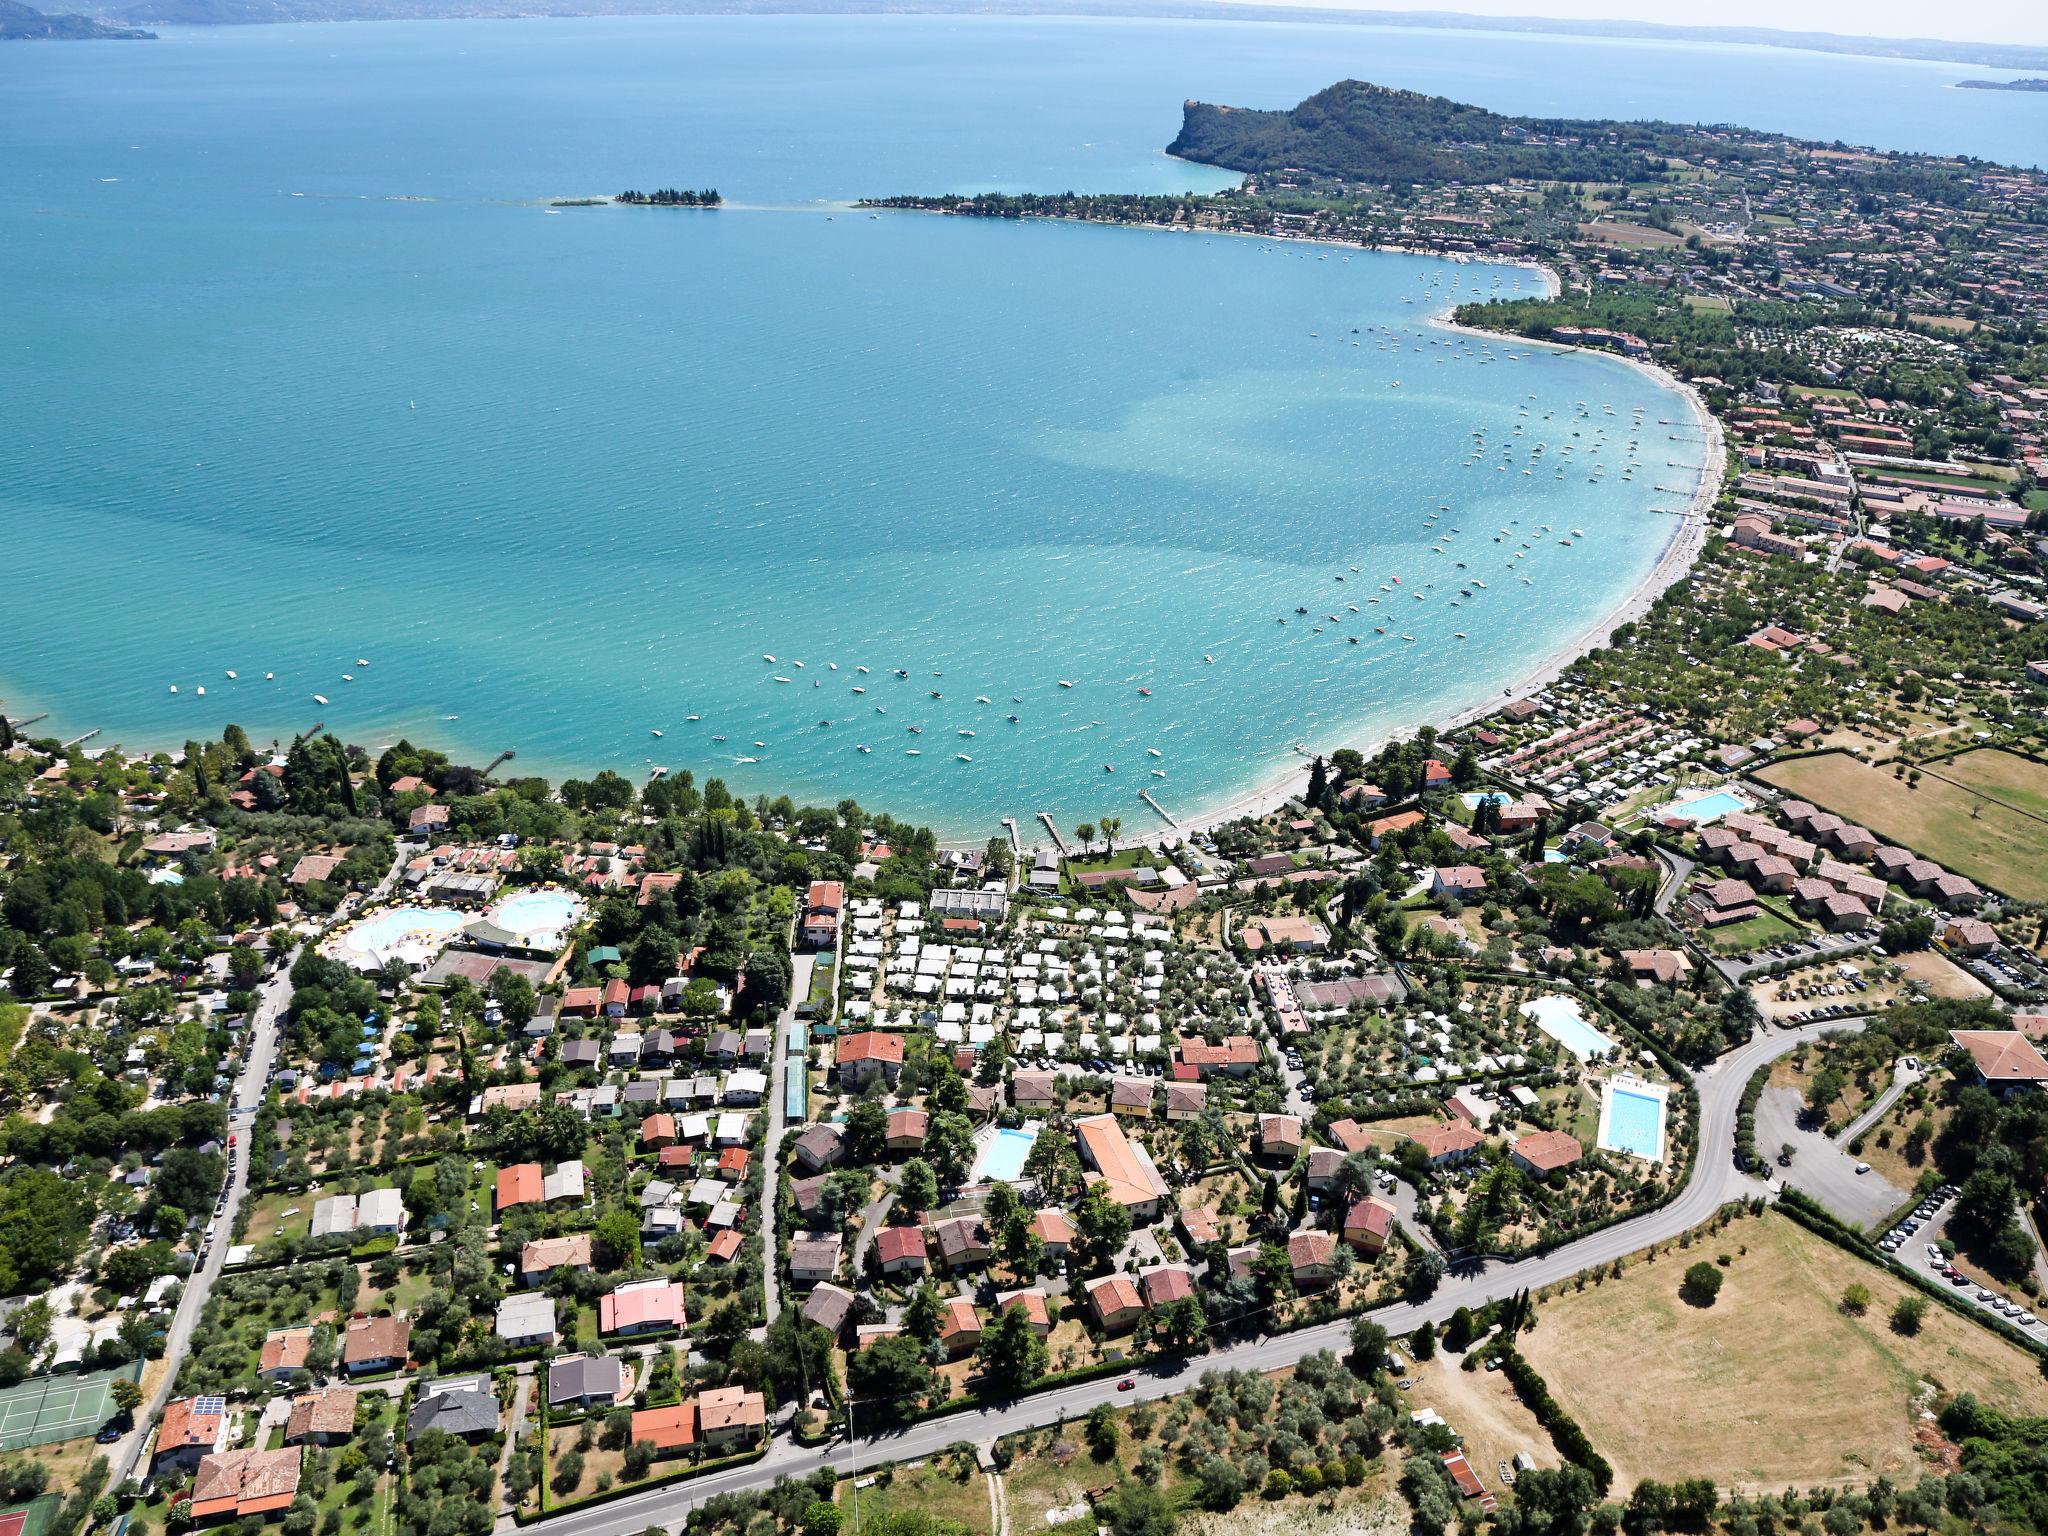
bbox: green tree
[1680,1261,1723,1307]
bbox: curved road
[524,1019,1856,1536]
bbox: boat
[1137,688,1152,697]
[1203,655,1214,664]
[1147,748,1161,757]
[763,654,775,663]
[356,658,368,667]
[313,694,328,704]
[908,726,922,734]
[1058,679,1074,689]
[959,729,976,737]
[1152,769,1166,778]
[792,660,804,668]
[857,744,871,753]
[773,675,792,683]
[906,749,921,756]
[894,668,908,677]
[651,729,664,738]
[852,686,865,694]
[828,662,838,671]
[712,735,726,742]
[737,755,758,764]
[264,672,274,680]
[1103,764,1115,773]
[1006,713,1020,723]
[956,753,972,762]
[225,670,237,679]
[930,690,943,699]
[975,695,992,704]
[196,686,206,696]
[168,684,178,693]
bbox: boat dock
[1035,812,1068,854]
[62,728,100,750]
[1138,790,1177,828]
[1001,817,1023,886]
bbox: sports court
[0,1363,140,1452]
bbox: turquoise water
[972,1125,1040,1183]
[332,905,470,956]
[1521,995,1617,1063]
[1462,792,1511,810]
[1663,790,1749,823]
[6,16,2017,837]
[1601,1084,1668,1162]
[486,888,584,940]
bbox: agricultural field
[1758,751,2048,902]
[1521,1210,2048,1493]
[1942,748,2048,820]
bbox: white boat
[773,675,792,683]
[959,729,975,737]
[906,749,921,756]
[687,714,700,721]
[792,660,804,668]
[169,684,178,693]
[651,729,663,737]
[851,686,865,694]
[356,658,369,667]
[737,755,758,764]
[225,670,237,679]
[341,673,353,681]
[1058,679,1074,688]
[955,753,972,762]
[1152,769,1166,778]
[975,695,991,704]
[313,693,328,704]
[857,744,871,753]
[763,654,775,662]
[1147,748,1161,757]
[196,686,206,696]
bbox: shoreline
[3,237,1720,854]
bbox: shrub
[1891,1296,1928,1335]
[1680,1262,1723,1307]
[1840,1284,1872,1316]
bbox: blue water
[1663,790,1748,823]
[1602,1085,1668,1161]
[5,15,2025,837]
[486,888,584,939]
[972,1125,1040,1183]
[1462,792,1511,810]
[1521,995,1617,1063]
[333,905,470,955]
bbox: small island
[616,187,722,207]
[1957,77,2048,91]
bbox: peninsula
[1957,77,2048,91]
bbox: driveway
[1754,1084,1906,1228]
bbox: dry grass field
[1521,1211,2048,1494]
[1757,751,2048,901]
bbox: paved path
[1838,1060,1922,1145]
[517,1019,1864,1536]
[758,950,816,1331]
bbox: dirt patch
[1181,1483,1403,1536]
[1894,950,1991,1001]
[1406,1352,1555,1484]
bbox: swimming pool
[1461,792,1511,810]
[1661,790,1747,824]
[1599,1078,1669,1162]
[971,1125,1039,1184]
[1520,995,1617,1062]
[329,905,469,959]
[484,888,585,943]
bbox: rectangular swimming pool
[1520,995,1617,1062]
[971,1125,1039,1184]
[1599,1079,1669,1162]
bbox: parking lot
[1718,933,1874,985]
[1875,1189,2043,1332]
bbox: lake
[4,14,2020,838]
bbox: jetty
[62,728,100,750]
[1001,817,1023,887]
[1138,790,1178,829]
[1035,812,1068,855]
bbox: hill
[1166,79,1716,186]
[0,0,152,33]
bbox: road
[523,1018,1861,1536]
[1837,1059,1922,1146]
[757,951,816,1332]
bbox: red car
[1117,1379,1135,1392]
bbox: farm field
[1942,748,2048,819]
[1521,1210,2048,1493]
[1757,751,2048,901]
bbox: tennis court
[0,1363,139,1451]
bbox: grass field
[1943,749,2048,819]
[1522,1210,2048,1493]
[841,1460,993,1536]
[1757,751,2048,902]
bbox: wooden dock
[1035,812,1068,855]
[1001,818,1023,887]
[1138,790,1178,828]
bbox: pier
[1001,817,1022,887]
[1035,812,1068,855]
[62,728,100,750]
[1138,790,1178,828]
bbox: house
[1240,915,1330,954]
[1409,1120,1485,1167]
[1031,1208,1075,1259]
[407,1377,499,1441]
[1303,1147,1344,1192]
[789,1235,843,1288]
[309,1194,358,1241]
[518,1233,592,1285]
[600,1278,687,1336]
[342,1316,409,1375]
[357,1186,404,1235]
[1012,1070,1057,1111]
[258,1326,312,1383]
[1367,810,1427,847]
[494,1293,558,1348]
[875,1225,928,1276]
[1139,1265,1194,1309]
[1622,949,1693,987]
[1818,892,1874,932]
[495,1163,543,1214]
[886,1107,929,1151]
[1164,1081,1208,1121]
[803,880,846,949]
[998,1289,1052,1335]
[283,1389,357,1447]
[1684,876,1761,928]
[803,1282,858,1339]
[1326,1118,1372,1154]
[189,1449,302,1520]
[1110,1077,1154,1118]
[1510,1130,1583,1178]
[1258,1115,1303,1162]
[542,1160,587,1205]
[722,1068,768,1105]
[835,1031,904,1088]
[1944,916,1999,956]
[936,1298,983,1357]
[1343,1196,1398,1256]
[1074,1114,1169,1221]
[1174,1035,1260,1078]
[698,1386,767,1450]
[1084,1274,1145,1333]
[931,1216,992,1271]
[1288,1230,1337,1288]
[548,1354,627,1410]
[154,1396,228,1473]
[790,1122,846,1173]
[1431,866,1487,901]
[640,1113,678,1149]
[630,1401,699,1456]
[1950,1030,2048,1096]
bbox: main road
[523,1018,1857,1536]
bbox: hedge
[1496,1347,1614,1493]
[522,1446,769,1523]
[1733,1059,1772,1173]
